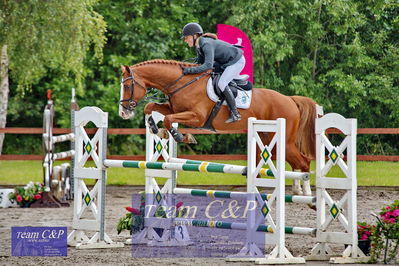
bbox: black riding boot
[222,86,241,123]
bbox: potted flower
[357,221,374,255]
[370,200,399,264]
[117,191,146,235]
[117,191,187,237]
[8,182,45,207]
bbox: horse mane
[132,59,198,68]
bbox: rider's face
[184,35,195,47]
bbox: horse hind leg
[292,172,304,195]
[292,172,311,196]
[286,144,312,196]
[301,177,311,196]
[258,133,311,196]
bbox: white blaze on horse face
[118,82,135,120]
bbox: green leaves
[0,0,106,90]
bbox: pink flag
[217,24,254,83]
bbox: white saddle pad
[206,78,252,109]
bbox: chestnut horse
[119,59,317,196]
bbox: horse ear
[121,65,131,74]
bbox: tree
[0,0,106,153]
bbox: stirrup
[225,112,241,123]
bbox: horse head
[119,65,147,119]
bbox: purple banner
[130,193,265,258]
[217,24,254,83]
[11,227,67,256]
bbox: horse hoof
[308,203,317,211]
[185,134,197,144]
[292,186,304,196]
[303,191,312,197]
[156,128,169,139]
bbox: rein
[167,71,210,97]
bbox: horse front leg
[144,103,173,135]
[163,111,202,144]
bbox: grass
[0,160,398,187]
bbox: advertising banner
[11,227,67,256]
[217,24,253,83]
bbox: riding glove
[182,67,192,75]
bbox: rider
[181,22,245,123]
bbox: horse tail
[289,96,317,159]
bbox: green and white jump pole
[173,218,316,235]
[172,188,315,205]
[168,157,310,181]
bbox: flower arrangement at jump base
[356,221,375,256]
[370,200,399,264]
[358,222,374,241]
[8,182,45,207]
[117,191,187,236]
[117,192,145,235]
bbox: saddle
[211,73,253,98]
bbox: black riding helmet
[182,22,203,37]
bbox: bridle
[120,69,145,112]
[120,66,210,111]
